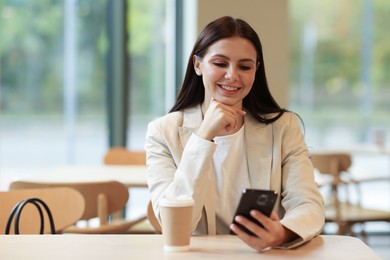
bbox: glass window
[289,0,390,232]
[0,0,108,190]
[289,0,389,151]
[0,0,174,191]
[0,0,172,190]
[127,0,171,150]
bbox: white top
[213,125,250,233]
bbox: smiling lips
[219,84,240,91]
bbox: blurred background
[0,0,389,255]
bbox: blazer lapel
[244,115,273,189]
[177,105,217,235]
[178,105,203,148]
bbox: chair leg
[337,222,354,236]
[356,223,369,243]
[336,223,347,235]
[98,194,109,225]
[360,229,368,243]
[344,223,354,236]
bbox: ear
[193,55,202,76]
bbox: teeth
[221,85,238,91]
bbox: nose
[225,66,239,81]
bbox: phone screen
[230,189,278,236]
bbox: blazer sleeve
[276,113,325,248]
[145,116,217,232]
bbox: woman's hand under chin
[196,99,246,141]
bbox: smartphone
[230,189,278,236]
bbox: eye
[239,65,251,71]
[213,62,227,68]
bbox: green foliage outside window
[289,0,390,147]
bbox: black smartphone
[230,189,278,236]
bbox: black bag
[5,197,56,234]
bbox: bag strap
[6,199,44,234]
[5,198,56,235]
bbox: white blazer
[145,105,324,248]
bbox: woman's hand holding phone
[229,189,298,251]
[230,211,296,251]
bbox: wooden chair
[147,201,162,234]
[0,187,85,234]
[104,147,146,165]
[311,152,390,240]
[9,180,146,234]
[102,147,157,233]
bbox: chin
[218,99,242,107]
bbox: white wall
[195,0,289,107]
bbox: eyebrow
[211,54,256,64]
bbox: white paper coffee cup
[159,196,194,252]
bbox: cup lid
[159,196,194,207]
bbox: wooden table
[18,165,148,188]
[11,165,149,220]
[0,235,381,259]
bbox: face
[193,36,258,108]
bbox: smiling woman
[145,16,325,252]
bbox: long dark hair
[170,16,287,124]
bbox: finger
[232,106,246,116]
[237,109,247,116]
[224,118,237,133]
[225,104,246,116]
[225,124,233,132]
[250,210,279,229]
[249,211,275,235]
[269,211,280,221]
[230,223,251,239]
[230,223,268,252]
[212,99,244,116]
[234,215,270,240]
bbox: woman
[145,16,324,251]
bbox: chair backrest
[310,152,353,221]
[310,152,352,181]
[0,187,85,234]
[147,201,162,234]
[103,147,146,165]
[9,181,129,222]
